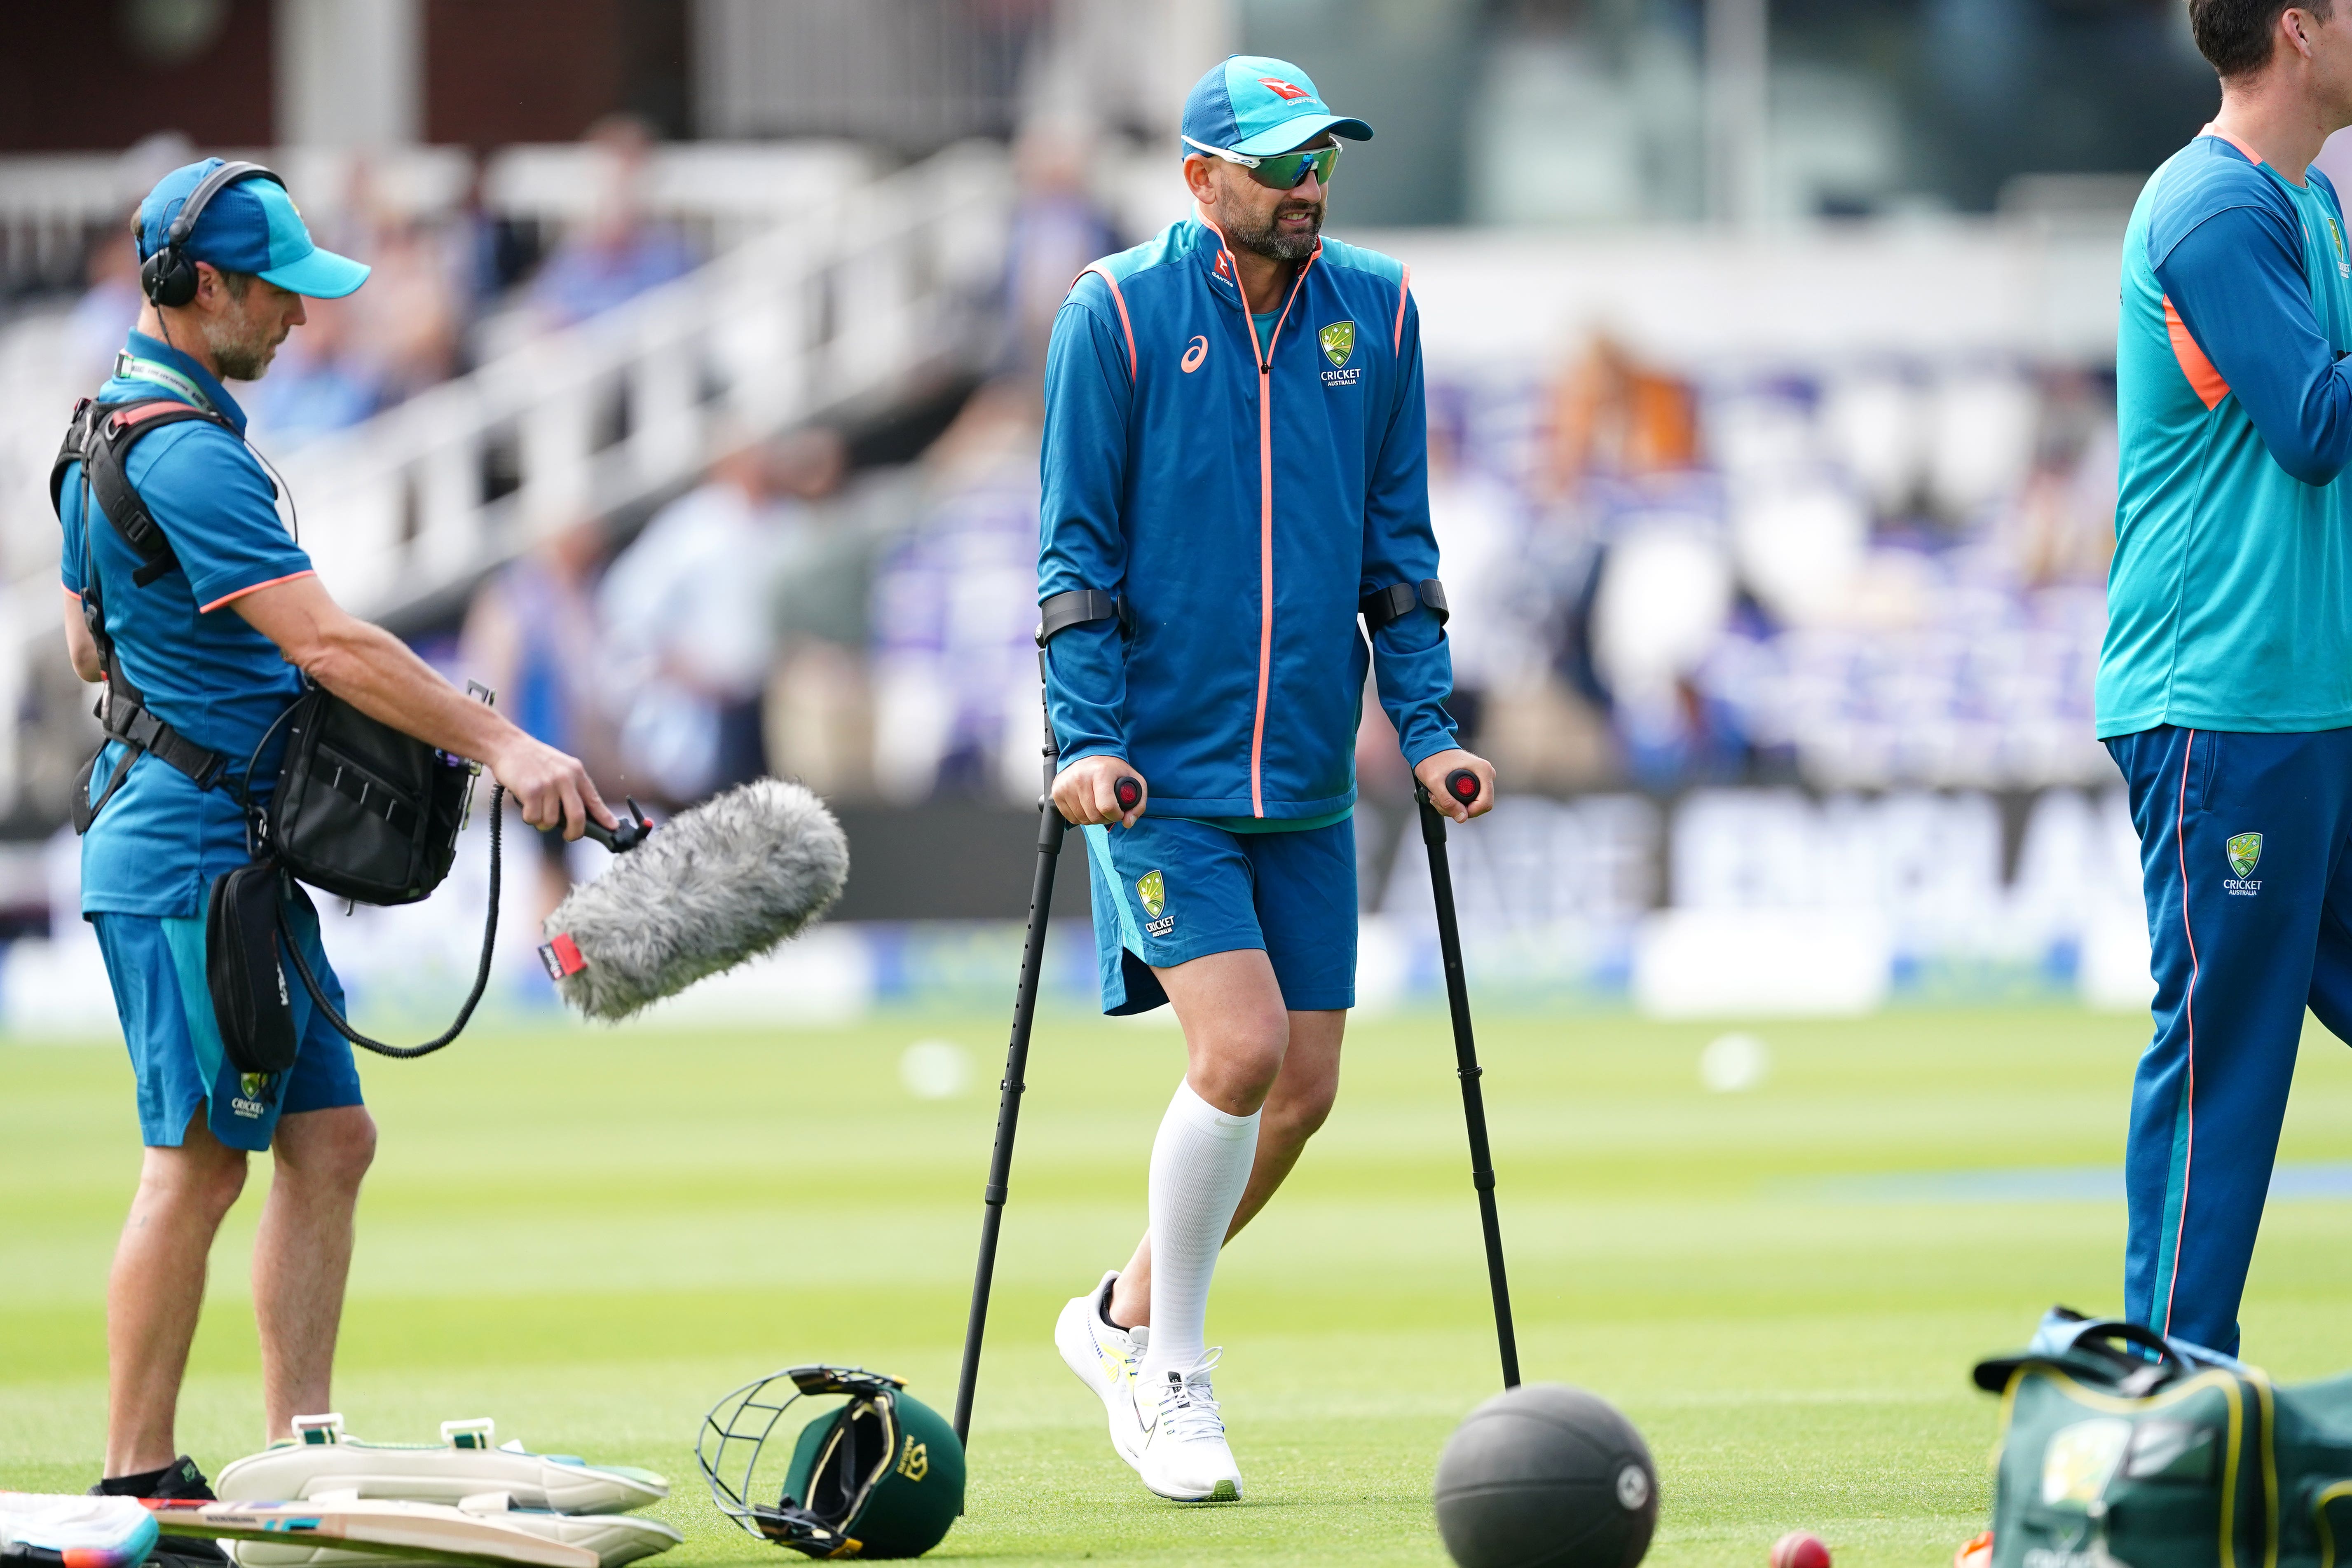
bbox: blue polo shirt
[59,332,315,918]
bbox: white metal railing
[278,141,1008,619]
[0,140,1011,816]
[0,141,879,286]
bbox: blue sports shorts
[92,901,363,1152]
[1082,814,1356,1016]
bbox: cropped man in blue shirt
[2100,0,2352,1356]
[1040,58,1493,1502]
[60,162,613,1525]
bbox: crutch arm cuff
[1039,589,1127,642]
[1359,578,1448,631]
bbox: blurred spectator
[998,120,1121,378]
[2002,369,2118,587]
[765,431,892,799]
[328,157,464,402]
[1426,393,1541,748]
[65,132,197,390]
[598,432,819,803]
[449,158,545,357]
[459,517,616,921]
[527,115,697,330]
[869,383,1044,803]
[67,225,146,394]
[347,213,463,401]
[1541,332,1701,500]
[241,297,384,450]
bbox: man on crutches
[1031,55,1495,1504]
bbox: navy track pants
[2108,724,2352,1356]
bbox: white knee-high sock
[1139,1079,1259,1384]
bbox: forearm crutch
[1417,767,1521,1389]
[953,628,1138,1446]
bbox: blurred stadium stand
[0,0,2328,1026]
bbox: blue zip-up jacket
[1038,214,1455,821]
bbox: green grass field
[9,1003,2352,1566]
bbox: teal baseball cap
[137,159,370,300]
[1181,55,1372,159]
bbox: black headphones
[139,160,286,309]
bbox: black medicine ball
[1432,1384,1658,1568]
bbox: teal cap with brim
[1181,55,1372,160]
[137,158,371,300]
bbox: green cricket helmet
[698,1366,964,1560]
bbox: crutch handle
[1444,768,1482,808]
[1113,776,1143,811]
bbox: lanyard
[114,351,218,415]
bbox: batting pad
[225,1499,678,1568]
[0,1494,158,1568]
[217,1420,666,1516]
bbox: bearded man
[1038,56,1494,1501]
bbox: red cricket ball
[1771,1532,1832,1568]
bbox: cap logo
[1257,77,1312,101]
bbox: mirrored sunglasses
[1184,135,1342,191]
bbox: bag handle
[2060,1318,2184,1368]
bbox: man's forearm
[299,618,513,763]
[230,574,605,833]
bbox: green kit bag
[1974,1308,2352,1568]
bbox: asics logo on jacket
[1037,215,1457,821]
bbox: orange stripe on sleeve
[1393,264,1411,355]
[2164,295,2231,410]
[1084,265,1138,382]
[201,568,315,614]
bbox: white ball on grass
[900,1039,973,1100]
[1699,1031,1770,1093]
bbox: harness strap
[50,396,240,590]
[1360,578,1449,632]
[96,681,228,791]
[56,396,238,823]
[1039,588,1127,642]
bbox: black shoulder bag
[233,685,508,1064]
[55,393,505,1071]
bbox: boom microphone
[538,779,850,1021]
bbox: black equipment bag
[265,685,473,906]
[204,861,299,1076]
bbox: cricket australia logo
[2330,215,2350,278]
[2225,831,2264,896]
[896,1437,928,1482]
[1319,320,1361,387]
[1137,869,1175,938]
[233,1071,276,1119]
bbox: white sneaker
[1054,1270,1149,1468]
[1135,1349,1242,1502]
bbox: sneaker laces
[1153,1349,1226,1442]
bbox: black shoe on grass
[91,1455,229,1568]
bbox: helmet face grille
[697,1369,808,1532]
[696,1366,911,1559]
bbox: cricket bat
[144,1501,595,1568]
